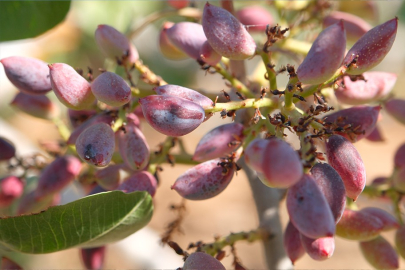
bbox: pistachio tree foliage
[0,0,405,269]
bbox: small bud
[95,24,138,64]
[35,155,82,199]
[323,11,371,41]
[202,3,256,60]
[385,98,405,125]
[326,135,366,200]
[283,221,305,265]
[67,114,114,145]
[80,246,106,270]
[49,63,95,110]
[95,164,123,190]
[323,106,381,142]
[236,6,274,32]
[335,72,396,105]
[117,123,149,171]
[139,95,205,137]
[0,56,52,95]
[360,236,399,269]
[76,123,115,167]
[91,72,131,107]
[154,84,213,109]
[360,207,400,231]
[0,137,16,161]
[117,171,157,197]
[165,22,207,60]
[287,174,335,239]
[193,123,244,162]
[297,21,346,85]
[310,163,346,223]
[10,92,59,120]
[300,234,335,261]
[183,252,226,270]
[394,143,405,169]
[171,159,234,200]
[0,176,24,207]
[200,40,221,66]
[336,209,384,241]
[395,225,405,259]
[344,18,398,75]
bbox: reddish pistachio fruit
[323,11,371,41]
[236,6,273,32]
[117,171,157,197]
[95,164,123,190]
[17,191,60,215]
[360,236,399,270]
[360,207,400,231]
[0,176,24,207]
[385,98,405,125]
[287,174,335,239]
[344,18,398,75]
[159,22,188,60]
[10,92,59,120]
[117,123,149,171]
[80,246,106,270]
[126,113,141,129]
[49,63,95,110]
[76,123,115,167]
[335,72,397,105]
[183,252,226,270]
[0,56,52,95]
[172,159,234,200]
[324,106,381,143]
[300,234,335,261]
[154,84,213,109]
[283,221,305,265]
[91,72,131,107]
[395,225,405,259]
[393,166,405,192]
[297,21,346,85]
[67,114,114,145]
[167,0,189,9]
[0,137,16,161]
[68,108,97,128]
[338,1,378,22]
[245,138,303,188]
[310,163,346,223]
[95,24,138,64]
[35,155,82,199]
[365,125,384,142]
[336,209,384,241]
[394,143,405,168]
[200,40,221,66]
[1,257,23,270]
[326,135,366,200]
[193,123,244,162]
[139,95,205,137]
[165,22,207,60]
[202,3,256,60]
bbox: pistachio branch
[205,98,274,113]
[197,228,270,256]
[213,64,255,98]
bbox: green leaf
[0,191,153,254]
[0,1,71,42]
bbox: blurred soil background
[1,1,405,269]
